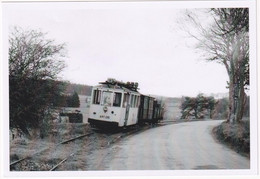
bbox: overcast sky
[3,1,253,97]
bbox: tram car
[88,78,164,129]
[138,95,163,124]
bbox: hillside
[64,82,92,96]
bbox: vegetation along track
[10,132,93,171]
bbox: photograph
[1,0,258,177]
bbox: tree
[208,96,216,119]
[66,91,80,107]
[212,97,229,120]
[183,8,249,123]
[9,27,66,136]
[72,91,80,107]
[180,96,196,119]
[180,94,216,120]
[49,81,68,107]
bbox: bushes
[212,98,229,120]
[9,27,66,136]
[213,120,250,154]
[60,113,83,123]
[53,91,80,107]
[212,96,250,120]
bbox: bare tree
[9,27,66,136]
[182,8,249,123]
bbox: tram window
[93,90,101,104]
[130,95,135,107]
[136,96,140,108]
[144,97,149,109]
[102,91,112,106]
[113,92,122,107]
[123,93,130,108]
[133,95,137,108]
[149,98,154,109]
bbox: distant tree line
[180,94,249,120]
[64,82,92,96]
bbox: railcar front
[88,84,140,129]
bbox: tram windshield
[102,91,112,106]
[113,92,122,107]
[123,93,130,108]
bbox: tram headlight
[103,106,108,113]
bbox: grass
[212,120,250,157]
[10,123,91,163]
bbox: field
[161,97,182,121]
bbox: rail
[10,132,93,170]
[49,153,74,171]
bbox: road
[89,120,250,170]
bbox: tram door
[123,93,130,126]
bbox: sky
[3,1,252,98]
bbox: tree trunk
[227,60,246,124]
[228,88,234,123]
[227,63,235,123]
[194,108,198,119]
[235,85,246,122]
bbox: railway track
[10,127,140,171]
[10,132,93,171]
[49,153,75,171]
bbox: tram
[88,78,163,129]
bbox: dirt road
[88,120,250,170]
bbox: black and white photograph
[1,0,258,177]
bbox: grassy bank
[212,120,250,157]
[10,123,90,163]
